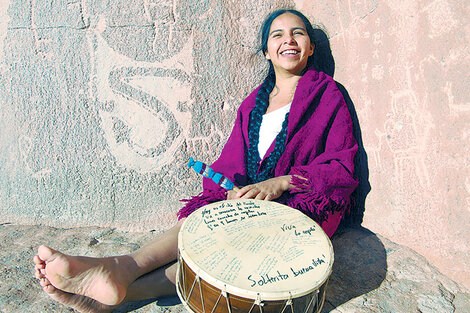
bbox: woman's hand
[226,189,238,200]
[229,176,293,201]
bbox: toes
[35,264,45,277]
[40,277,52,287]
[35,263,45,271]
[43,284,57,294]
[33,255,44,265]
[38,245,58,262]
[35,271,45,279]
[40,278,47,287]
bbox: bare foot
[40,277,116,313]
[35,245,137,305]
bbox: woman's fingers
[236,185,253,198]
[228,176,294,201]
[226,190,237,200]
[264,193,275,201]
[236,183,281,200]
[235,178,289,200]
[254,192,264,200]
[241,188,260,199]
[237,185,260,199]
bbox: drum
[176,199,333,313]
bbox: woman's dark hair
[246,9,316,184]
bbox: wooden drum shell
[177,257,329,313]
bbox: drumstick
[187,158,240,192]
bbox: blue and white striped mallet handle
[187,158,239,191]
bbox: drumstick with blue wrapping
[187,158,240,192]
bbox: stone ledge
[0,224,468,312]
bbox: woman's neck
[276,74,302,92]
[267,72,302,113]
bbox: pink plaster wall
[297,0,470,289]
[1,0,468,293]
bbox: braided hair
[245,9,316,184]
[246,70,290,183]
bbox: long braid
[246,70,290,184]
[246,72,275,181]
[246,9,316,184]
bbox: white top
[178,199,333,300]
[258,103,291,159]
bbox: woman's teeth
[281,50,299,55]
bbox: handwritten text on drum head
[201,201,267,231]
[281,224,317,236]
[247,256,327,287]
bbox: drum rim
[177,199,334,301]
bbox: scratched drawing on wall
[87,32,193,173]
[383,65,433,189]
[443,82,470,116]
[84,0,231,174]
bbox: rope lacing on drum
[305,290,318,313]
[280,292,294,313]
[248,293,264,313]
[185,271,197,303]
[209,285,231,313]
[316,284,327,312]
[178,253,187,298]
[222,285,232,313]
[196,275,205,313]
[211,291,223,313]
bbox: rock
[0,224,468,312]
[324,227,470,312]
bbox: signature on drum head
[247,254,327,288]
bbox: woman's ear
[265,52,271,60]
[309,43,315,56]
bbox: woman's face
[265,13,314,76]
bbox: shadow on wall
[312,28,371,227]
[313,29,383,311]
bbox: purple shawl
[178,68,358,237]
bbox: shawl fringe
[288,169,351,225]
[177,189,226,220]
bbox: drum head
[178,199,333,301]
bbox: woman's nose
[284,34,296,45]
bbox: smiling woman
[265,13,315,77]
[33,9,358,312]
[181,8,357,246]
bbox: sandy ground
[1,224,468,312]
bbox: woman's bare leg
[37,262,178,313]
[33,219,184,306]
[125,261,178,302]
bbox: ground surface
[1,224,468,312]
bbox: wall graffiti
[384,64,433,189]
[85,2,232,174]
[87,27,195,173]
